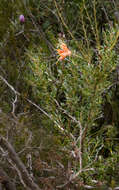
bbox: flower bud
[19,15,25,23]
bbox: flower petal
[57,49,64,54]
[61,43,68,51]
[56,43,71,61]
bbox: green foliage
[1,0,119,189]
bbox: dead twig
[0,74,75,141]
[0,136,41,190]
[56,168,94,189]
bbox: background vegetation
[1,0,119,189]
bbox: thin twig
[8,159,27,189]
[0,74,75,141]
[54,99,83,169]
[0,75,20,96]
[54,99,82,127]
[0,136,41,190]
[56,167,94,189]
[11,93,18,118]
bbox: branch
[56,168,94,189]
[0,75,20,96]
[54,99,82,127]
[0,136,41,190]
[7,158,27,189]
[0,74,75,141]
[54,99,83,169]
[11,93,18,119]
[26,98,75,140]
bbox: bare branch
[7,159,27,189]
[0,146,30,189]
[0,75,20,96]
[54,99,82,127]
[56,168,94,189]
[26,98,75,140]
[70,168,94,181]
[0,136,41,190]
[11,93,18,119]
[54,99,83,169]
[0,74,75,141]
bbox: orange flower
[56,43,71,61]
